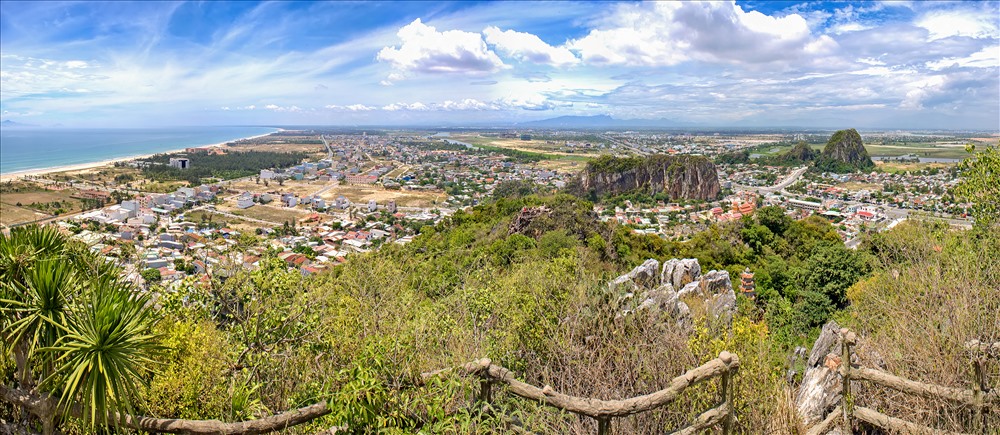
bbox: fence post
[972,353,986,435]
[840,329,856,435]
[720,351,736,435]
[597,417,609,435]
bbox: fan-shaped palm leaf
[42,280,162,428]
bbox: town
[0,128,985,288]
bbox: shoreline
[0,130,279,183]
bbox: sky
[1,1,998,129]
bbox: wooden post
[972,355,986,434]
[719,351,736,435]
[597,417,610,435]
[840,328,856,435]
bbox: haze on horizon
[1,1,998,130]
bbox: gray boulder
[661,258,701,289]
[609,259,660,293]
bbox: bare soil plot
[0,202,49,226]
[317,184,445,208]
[224,203,312,224]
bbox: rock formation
[576,155,721,201]
[781,141,818,163]
[814,129,874,173]
[610,258,735,329]
[796,321,845,427]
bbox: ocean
[0,126,278,174]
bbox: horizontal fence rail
[808,328,997,435]
[423,351,741,434]
[3,352,741,435]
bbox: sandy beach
[0,131,277,183]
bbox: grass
[451,135,600,161]
[864,142,970,159]
[875,161,954,174]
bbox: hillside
[2,151,997,434]
[814,128,875,173]
[780,141,818,163]
[574,154,721,200]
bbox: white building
[236,193,255,209]
[260,169,275,180]
[169,158,190,169]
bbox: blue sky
[1,1,997,129]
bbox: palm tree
[1,225,161,434]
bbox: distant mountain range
[1,120,39,128]
[515,115,693,129]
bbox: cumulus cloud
[916,9,999,41]
[926,46,1000,70]
[483,26,579,67]
[377,19,505,75]
[566,1,832,66]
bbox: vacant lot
[225,179,330,198]
[317,184,445,208]
[225,203,311,224]
[0,202,49,226]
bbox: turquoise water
[0,126,278,174]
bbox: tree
[1,225,161,433]
[954,143,1000,231]
[800,243,869,308]
[141,268,162,283]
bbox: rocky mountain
[574,154,721,200]
[781,141,818,163]
[814,128,875,173]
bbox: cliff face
[816,128,874,172]
[577,155,721,200]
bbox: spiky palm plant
[1,225,162,433]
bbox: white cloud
[926,46,1000,70]
[377,19,505,75]
[916,9,999,41]
[346,104,375,111]
[483,26,579,67]
[264,104,302,112]
[566,1,825,67]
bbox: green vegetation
[1,226,161,431]
[140,150,308,185]
[1,142,996,433]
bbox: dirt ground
[223,203,312,224]
[0,202,49,226]
[317,184,446,208]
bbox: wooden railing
[422,351,741,435]
[807,329,998,435]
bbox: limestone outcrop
[610,258,735,328]
[575,155,721,201]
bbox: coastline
[0,130,279,183]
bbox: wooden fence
[807,328,999,435]
[423,351,741,435]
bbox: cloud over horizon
[0,1,997,129]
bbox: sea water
[0,126,278,174]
